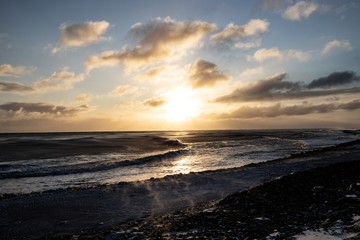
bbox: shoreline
[65,159,360,239]
[1,140,360,239]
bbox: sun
[164,88,202,122]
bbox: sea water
[0,129,358,195]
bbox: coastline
[66,159,360,239]
[1,140,360,239]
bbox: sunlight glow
[172,157,192,174]
[164,88,202,122]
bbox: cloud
[251,47,283,61]
[234,39,262,50]
[239,67,264,80]
[282,1,318,21]
[259,0,290,11]
[34,70,86,92]
[0,69,85,94]
[211,19,268,49]
[308,71,360,89]
[109,84,138,96]
[86,17,216,72]
[211,19,269,42]
[218,100,360,119]
[0,64,36,77]
[334,2,359,18]
[144,66,166,78]
[134,65,184,83]
[250,47,310,62]
[322,39,352,55]
[215,71,360,103]
[144,98,167,107]
[0,102,88,118]
[188,59,229,88]
[0,82,34,92]
[52,21,110,53]
[75,94,90,102]
[215,73,298,102]
[0,33,12,49]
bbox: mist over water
[0,129,358,195]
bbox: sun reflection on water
[172,157,193,174]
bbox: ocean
[0,129,358,195]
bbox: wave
[0,149,189,179]
[0,133,186,161]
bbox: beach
[2,0,360,238]
[1,139,360,239]
[59,156,360,239]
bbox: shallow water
[0,129,358,195]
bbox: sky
[0,0,360,132]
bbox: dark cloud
[0,82,34,92]
[0,70,85,94]
[0,102,88,116]
[144,98,167,107]
[218,99,360,119]
[276,88,360,99]
[339,99,360,110]
[307,71,359,89]
[215,73,299,102]
[189,59,229,88]
[215,71,360,103]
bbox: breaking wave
[0,149,189,179]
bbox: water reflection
[172,157,193,174]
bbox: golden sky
[1,0,360,132]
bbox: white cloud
[34,70,86,92]
[322,39,352,55]
[250,47,310,62]
[109,84,138,96]
[282,1,318,21]
[86,17,216,72]
[286,49,310,61]
[0,64,36,77]
[211,19,269,49]
[239,67,264,80]
[52,21,110,53]
[211,19,268,42]
[251,48,283,62]
[235,39,262,50]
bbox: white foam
[294,230,357,240]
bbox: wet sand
[1,140,360,239]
